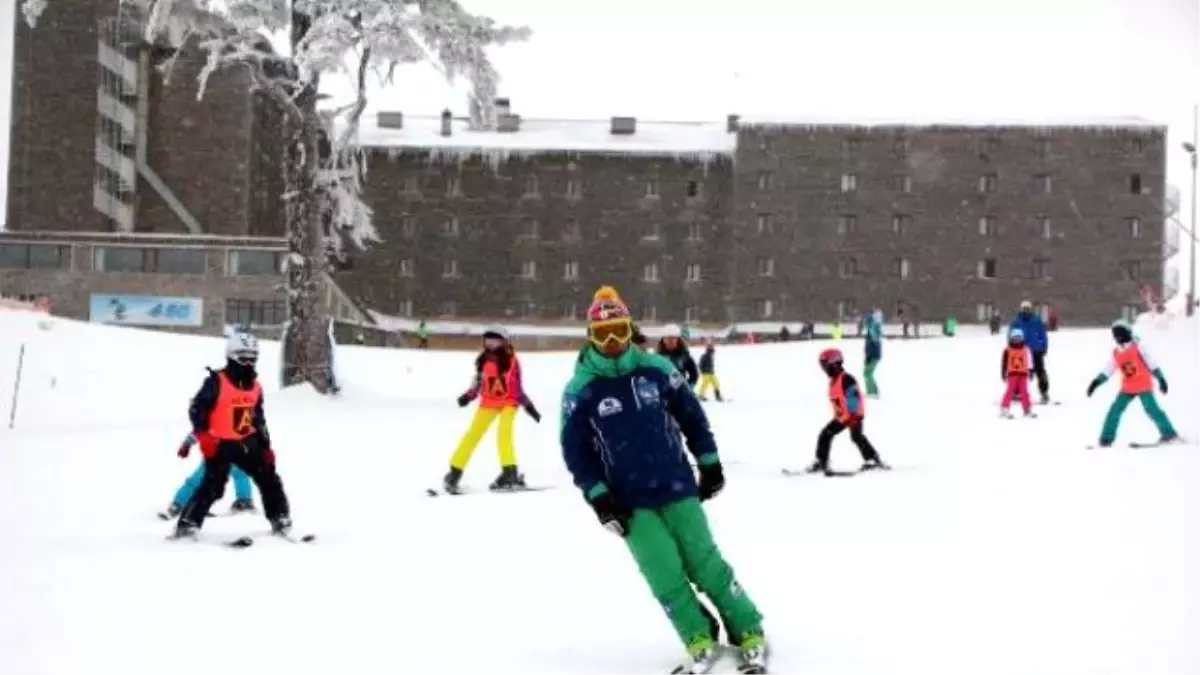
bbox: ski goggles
[588,318,633,347]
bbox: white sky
[1,0,1198,292]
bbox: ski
[781,467,858,477]
[426,485,552,497]
[225,532,316,547]
[157,508,237,521]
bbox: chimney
[727,114,740,133]
[494,97,511,117]
[377,111,404,129]
[610,116,636,135]
[440,109,452,137]
[497,113,521,133]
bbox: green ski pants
[1099,391,1177,445]
[863,359,880,396]
[623,497,762,647]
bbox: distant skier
[560,298,768,674]
[171,331,295,540]
[999,328,1035,418]
[696,341,723,402]
[863,309,883,397]
[1010,301,1050,403]
[159,434,255,520]
[655,324,699,386]
[804,348,889,475]
[1085,320,1179,447]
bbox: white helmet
[663,323,682,338]
[225,331,260,363]
[482,325,509,341]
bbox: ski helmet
[1111,319,1134,345]
[818,348,844,375]
[1008,327,1025,342]
[225,331,259,365]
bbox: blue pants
[173,463,253,506]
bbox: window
[980,138,999,155]
[979,174,998,193]
[687,222,703,241]
[403,175,420,194]
[439,301,457,317]
[756,213,773,234]
[1033,174,1052,194]
[518,260,536,279]
[398,258,414,277]
[442,259,459,278]
[840,174,858,192]
[228,249,281,276]
[1129,174,1142,194]
[1132,137,1145,153]
[643,263,660,282]
[892,258,910,279]
[641,305,658,322]
[976,302,996,322]
[759,299,774,319]
[979,216,997,237]
[563,260,579,280]
[93,247,206,274]
[684,306,700,323]
[519,301,537,319]
[562,303,578,320]
[839,257,858,278]
[563,218,581,241]
[441,216,460,236]
[1037,216,1052,240]
[891,214,911,235]
[837,214,857,235]
[225,298,286,327]
[1032,257,1050,280]
[893,137,910,156]
[756,257,775,277]
[686,180,701,198]
[445,175,461,196]
[397,299,414,318]
[643,222,661,240]
[836,300,856,320]
[893,175,913,193]
[565,179,581,198]
[523,175,539,197]
[1126,217,1142,238]
[841,138,860,155]
[1120,260,1141,281]
[93,246,143,272]
[401,215,416,237]
[757,171,774,192]
[978,258,997,279]
[0,243,70,270]
[519,217,539,239]
[685,263,701,282]
[1036,138,1051,158]
[645,179,660,198]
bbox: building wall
[337,149,733,324]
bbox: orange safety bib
[1005,346,1029,375]
[1113,344,1153,394]
[207,371,262,441]
[478,358,519,409]
[828,373,861,422]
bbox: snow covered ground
[0,310,1197,675]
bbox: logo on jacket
[597,397,623,417]
[634,376,660,406]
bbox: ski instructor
[1009,300,1050,404]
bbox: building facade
[338,110,1166,327]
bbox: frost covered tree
[22,0,529,392]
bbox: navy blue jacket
[189,364,271,447]
[1009,312,1048,353]
[560,347,719,510]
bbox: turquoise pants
[173,463,252,506]
[1099,391,1177,445]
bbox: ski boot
[735,630,769,674]
[861,456,891,472]
[804,459,830,475]
[1039,392,1051,405]
[229,498,257,514]
[158,501,184,521]
[1000,407,1013,419]
[270,516,294,538]
[168,519,199,541]
[672,635,718,674]
[489,465,526,492]
[443,467,464,495]
[1023,409,1038,419]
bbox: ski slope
[0,311,1197,675]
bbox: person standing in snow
[696,341,723,402]
[655,324,699,387]
[1085,320,1179,447]
[863,309,883,397]
[1009,300,1050,403]
[804,348,889,475]
[559,298,768,674]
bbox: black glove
[697,462,725,502]
[456,394,471,407]
[523,403,542,423]
[589,491,630,537]
[1086,379,1101,397]
[1157,375,1168,394]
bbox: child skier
[445,327,542,493]
[158,434,255,520]
[696,341,723,401]
[656,324,699,386]
[560,299,768,674]
[172,331,295,539]
[1000,328,1036,418]
[863,309,883,397]
[1085,320,1180,447]
[804,348,889,475]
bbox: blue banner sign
[89,293,204,327]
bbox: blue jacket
[560,347,719,510]
[864,319,883,361]
[1009,312,1048,353]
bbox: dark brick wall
[336,150,733,323]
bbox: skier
[172,331,294,539]
[1009,300,1050,403]
[1086,320,1180,447]
[863,309,883,397]
[158,433,255,520]
[445,327,541,493]
[696,341,723,401]
[560,298,768,674]
[999,328,1036,418]
[655,324,699,387]
[804,348,889,475]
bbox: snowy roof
[349,114,736,157]
[738,113,1166,130]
